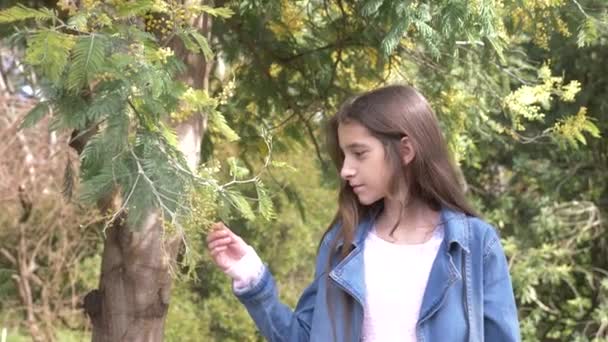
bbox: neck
[375,197,440,237]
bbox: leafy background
[0,0,606,341]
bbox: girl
[206,85,520,341]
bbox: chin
[356,194,381,206]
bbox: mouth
[351,184,364,192]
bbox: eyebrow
[342,142,369,150]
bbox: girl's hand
[206,222,249,272]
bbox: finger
[219,222,234,233]
[210,246,227,258]
[207,236,232,250]
[209,221,228,233]
[227,231,247,248]
[206,228,230,243]
[207,236,234,248]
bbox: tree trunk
[88,211,178,342]
[85,9,213,342]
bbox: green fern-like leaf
[192,5,234,18]
[87,92,125,123]
[270,161,297,172]
[177,31,198,53]
[116,0,156,17]
[158,122,180,149]
[224,189,255,221]
[208,110,240,142]
[67,13,89,32]
[25,30,75,84]
[577,18,598,48]
[0,4,54,23]
[80,131,105,175]
[51,96,88,130]
[582,120,601,138]
[67,34,108,92]
[360,0,385,17]
[20,102,50,129]
[414,20,434,40]
[414,20,440,58]
[79,164,115,204]
[381,16,411,55]
[415,3,432,22]
[79,110,127,175]
[190,31,214,61]
[104,111,129,155]
[227,157,250,178]
[255,180,276,220]
[438,2,464,36]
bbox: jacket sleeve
[233,232,333,342]
[482,229,521,341]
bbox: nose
[340,161,356,180]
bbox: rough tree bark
[83,9,214,342]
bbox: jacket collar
[335,205,470,253]
[440,207,470,253]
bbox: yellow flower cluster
[144,7,193,41]
[122,62,139,77]
[553,107,600,147]
[218,80,235,105]
[56,0,78,15]
[154,47,174,64]
[510,2,570,50]
[504,64,583,131]
[170,86,227,123]
[82,0,101,11]
[145,14,174,40]
[128,42,144,56]
[267,0,305,39]
[555,107,588,137]
[559,80,581,102]
[170,88,202,122]
[97,71,115,81]
[173,7,192,23]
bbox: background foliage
[0,0,606,341]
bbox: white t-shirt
[361,224,444,341]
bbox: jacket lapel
[329,215,374,306]
[418,207,469,324]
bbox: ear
[399,136,415,166]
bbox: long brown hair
[322,85,477,340]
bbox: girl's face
[338,121,394,205]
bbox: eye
[354,151,367,159]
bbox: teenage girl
[207,85,520,341]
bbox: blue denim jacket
[235,208,520,341]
